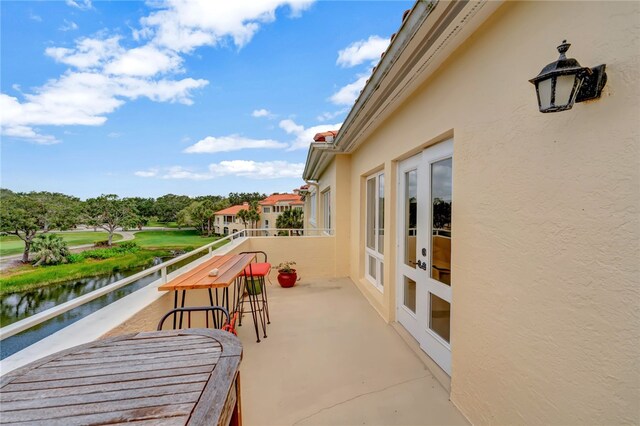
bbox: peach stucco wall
[316,1,639,424]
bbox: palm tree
[30,234,70,266]
[276,208,304,235]
[247,209,260,229]
[236,209,250,229]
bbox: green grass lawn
[145,221,181,228]
[132,230,220,249]
[0,230,226,295]
[0,249,168,295]
[0,232,123,257]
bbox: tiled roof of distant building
[313,130,339,142]
[259,193,303,206]
[215,202,260,215]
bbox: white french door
[397,140,453,375]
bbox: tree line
[0,189,267,262]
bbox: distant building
[213,193,304,236]
[259,193,303,235]
[213,202,260,236]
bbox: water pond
[0,251,207,359]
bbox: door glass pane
[404,169,417,267]
[380,262,384,288]
[377,174,384,255]
[404,277,416,313]
[429,293,450,343]
[368,255,377,279]
[431,158,452,286]
[366,178,375,250]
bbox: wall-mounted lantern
[529,40,607,113]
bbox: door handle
[421,248,427,257]
[416,260,427,270]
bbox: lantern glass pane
[555,74,577,107]
[537,78,552,110]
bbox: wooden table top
[158,253,255,292]
[0,329,242,426]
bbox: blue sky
[0,0,411,199]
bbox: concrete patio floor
[235,277,468,426]
[104,275,468,425]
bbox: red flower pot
[277,271,297,288]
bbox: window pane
[366,178,376,250]
[368,255,377,279]
[379,262,384,288]
[323,191,331,229]
[429,293,450,343]
[404,277,416,313]
[431,158,452,286]
[404,170,417,268]
[378,174,384,255]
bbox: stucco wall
[335,1,638,424]
[309,156,352,277]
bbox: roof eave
[303,0,503,181]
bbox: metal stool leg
[178,290,186,329]
[261,275,270,324]
[245,276,261,342]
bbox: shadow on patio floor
[236,277,468,426]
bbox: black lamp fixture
[529,40,607,113]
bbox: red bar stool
[240,251,271,324]
[235,251,271,342]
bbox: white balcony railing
[0,228,332,341]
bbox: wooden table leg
[230,371,242,426]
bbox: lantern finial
[557,40,571,59]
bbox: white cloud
[184,135,287,153]
[3,1,316,144]
[316,108,348,122]
[0,73,208,143]
[337,35,390,68]
[107,132,121,138]
[279,118,341,150]
[29,12,42,22]
[252,108,273,118]
[209,160,303,179]
[278,118,304,135]
[0,124,58,145]
[45,36,122,70]
[134,169,158,177]
[59,20,79,32]
[65,0,93,11]
[104,45,182,77]
[140,0,316,53]
[329,75,368,106]
[135,160,304,180]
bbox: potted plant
[246,277,262,295]
[276,261,297,288]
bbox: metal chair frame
[232,251,271,342]
[157,306,230,331]
[238,251,271,323]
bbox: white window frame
[263,207,271,213]
[365,172,384,292]
[309,191,317,226]
[322,188,331,233]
